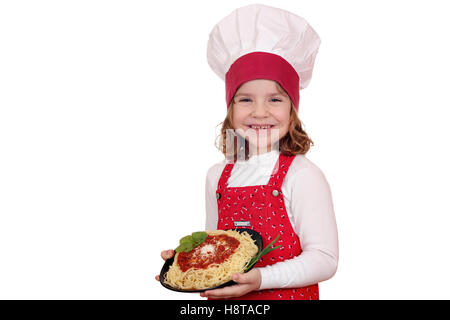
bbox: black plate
[159,228,263,293]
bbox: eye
[239,98,251,102]
[271,98,282,102]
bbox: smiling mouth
[247,124,276,129]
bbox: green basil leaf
[192,231,208,246]
[175,242,194,253]
[180,235,194,245]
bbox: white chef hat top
[207,3,321,110]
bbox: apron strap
[266,153,295,189]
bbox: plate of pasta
[159,229,264,292]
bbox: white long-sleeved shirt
[205,149,338,290]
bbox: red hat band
[225,51,299,110]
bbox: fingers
[161,249,174,260]
[232,272,246,283]
[199,270,261,299]
[200,283,252,299]
[234,269,261,287]
[156,250,174,283]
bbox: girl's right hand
[154,249,174,282]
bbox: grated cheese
[200,244,216,256]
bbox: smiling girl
[201,4,338,300]
[157,4,338,300]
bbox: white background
[1,0,449,299]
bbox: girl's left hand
[200,269,261,299]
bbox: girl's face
[232,79,291,155]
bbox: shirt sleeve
[205,165,219,231]
[258,166,339,290]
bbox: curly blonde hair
[215,83,314,161]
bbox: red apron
[214,153,319,300]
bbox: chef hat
[207,3,321,111]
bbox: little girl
[158,4,338,300]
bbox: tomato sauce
[177,234,240,272]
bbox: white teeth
[250,125,272,129]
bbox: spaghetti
[163,230,259,290]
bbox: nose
[251,100,269,117]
